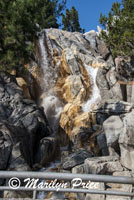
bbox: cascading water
[38,31,56,91]
[41,94,63,134]
[38,30,63,133]
[82,64,101,112]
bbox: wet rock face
[0,72,51,169]
[1,28,134,200]
[35,29,109,139]
[30,28,134,163]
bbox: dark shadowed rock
[97,133,109,156]
[115,56,134,79]
[34,136,60,167]
[0,127,12,170]
[96,100,133,124]
[63,149,92,170]
[0,71,51,169]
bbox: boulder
[106,67,117,87]
[119,111,134,170]
[115,56,134,79]
[16,77,31,99]
[72,163,86,174]
[34,137,60,167]
[0,72,51,169]
[96,100,133,124]
[85,183,105,200]
[106,171,132,200]
[0,127,12,170]
[60,102,91,139]
[127,84,134,103]
[62,149,92,170]
[72,156,123,175]
[84,156,123,174]
[97,133,109,156]
[96,38,110,60]
[8,142,31,171]
[96,67,114,101]
[103,116,124,154]
[73,127,93,151]
[84,30,97,50]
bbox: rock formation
[1,28,134,199]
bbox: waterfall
[41,94,63,134]
[82,64,101,112]
[38,30,63,133]
[38,31,57,91]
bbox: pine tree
[99,0,134,57]
[0,0,66,70]
[62,6,85,33]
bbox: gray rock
[96,37,110,60]
[96,100,133,124]
[106,171,132,200]
[85,183,105,200]
[106,67,117,87]
[84,30,97,50]
[110,82,124,100]
[97,133,109,156]
[0,128,12,170]
[103,116,123,153]
[119,111,134,170]
[63,149,92,170]
[35,136,60,167]
[106,100,133,114]
[115,56,134,79]
[96,67,114,101]
[84,156,123,174]
[72,163,86,174]
[0,72,51,169]
[8,142,31,171]
[64,48,81,75]
[127,84,134,103]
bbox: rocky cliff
[1,28,134,199]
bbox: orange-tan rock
[16,77,31,99]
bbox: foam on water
[41,94,63,133]
[82,64,101,112]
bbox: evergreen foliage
[62,6,85,33]
[0,0,66,70]
[99,0,134,58]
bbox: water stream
[38,31,63,134]
[82,64,101,112]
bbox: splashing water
[38,31,63,133]
[82,64,101,112]
[41,94,63,134]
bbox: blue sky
[66,0,122,32]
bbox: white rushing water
[41,94,63,134]
[38,31,57,91]
[38,31,63,134]
[82,64,101,112]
